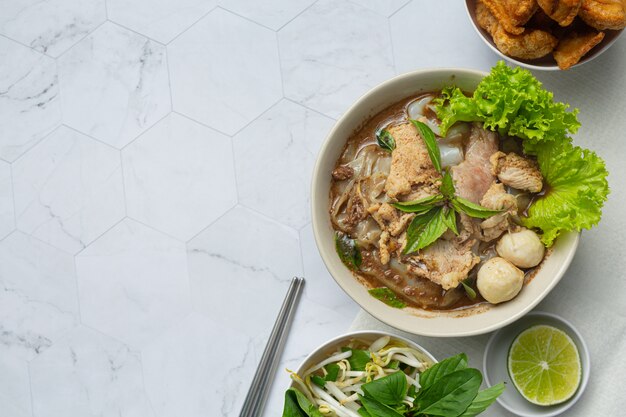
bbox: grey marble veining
[0,37,62,162]
[0,1,624,416]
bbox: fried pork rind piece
[493,26,559,58]
[538,0,583,26]
[554,30,605,69]
[477,0,501,32]
[482,0,539,34]
[579,0,626,30]
[477,0,559,59]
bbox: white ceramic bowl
[311,68,580,337]
[464,0,624,71]
[289,330,437,389]
[483,311,590,416]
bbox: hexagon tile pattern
[107,0,217,43]
[75,219,191,348]
[12,126,125,254]
[0,232,79,362]
[0,0,427,416]
[278,0,395,118]
[0,0,107,58]
[233,99,333,229]
[187,206,302,339]
[58,22,171,149]
[29,326,153,417]
[219,0,316,30]
[0,37,61,162]
[142,313,253,417]
[122,113,236,241]
[168,8,282,135]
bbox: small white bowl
[464,0,624,71]
[483,311,590,417]
[289,330,437,389]
[311,68,580,337]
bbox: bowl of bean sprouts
[286,331,437,416]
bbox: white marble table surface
[1,1,625,417]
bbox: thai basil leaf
[442,206,458,235]
[377,129,396,152]
[335,232,361,271]
[311,375,326,388]
[325,363,340,381]
[404,207,448,254]
[410,120,441,172]
[282,390,308,417]
[419,353,468,391]
[452,197,502,219]
[459,383,505,417]
[461,279,477,300]
[416,369,482,417]
[341,347,371,371]
[282,388,324,417]
[393,194,444,213]
[369,287,407,309]
[361,371,408,406]
[440,170,455,199]
[357,407,373,417]
[358,395,404,417]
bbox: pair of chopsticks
[239,277,305,417]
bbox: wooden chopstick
[239,276,305,417]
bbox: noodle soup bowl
[311,68,580,337]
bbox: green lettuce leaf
[434,61,580,147]
[522,141,609,246]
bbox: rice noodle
[407,95,435,120]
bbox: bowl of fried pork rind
[466,0,625,70]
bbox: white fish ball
[496,229,545,268]
[477,257,524,304]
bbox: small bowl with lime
[483,311,590,417]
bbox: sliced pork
[451,124,499,204]
[480,181,518,241]
[406,239,480,290]
[384,122,441,199]
[491,151,543,193]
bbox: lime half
[508,325,582,406]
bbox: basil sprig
[396,121,502,256]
